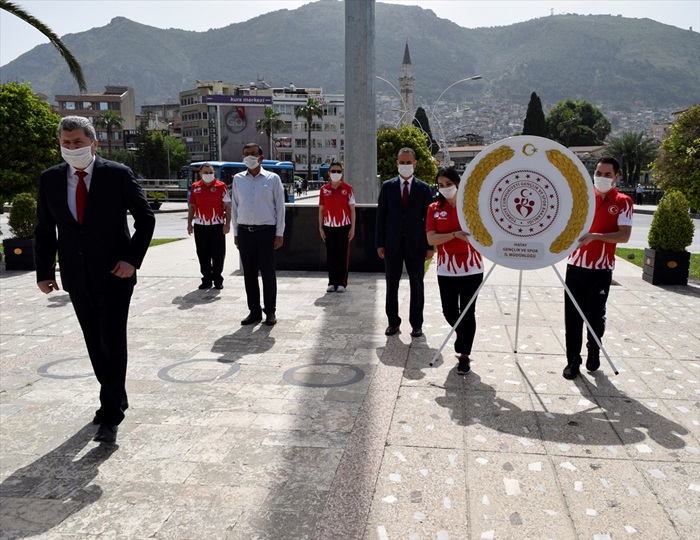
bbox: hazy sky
[1,0,698,66]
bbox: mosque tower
[398,41,414,126]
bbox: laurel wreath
[462,145,515,247]
[544,149,589,253]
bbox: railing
[618,187,665,205]
[139,180,188,201]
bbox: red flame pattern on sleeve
[567,189,633,270]
[320,182,355,227]
[427,202,484,277]
[191,180,230,225]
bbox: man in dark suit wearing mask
[35,116,155,443]
[376,147,434,337]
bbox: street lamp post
[376,76,409,126]
[429,76,481,166]
[166,122,172,180]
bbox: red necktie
[402,180,409,208]
[75,170,88,224]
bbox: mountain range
[2,0,698,111]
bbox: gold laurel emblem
[462,145,515,246]
[545,149,589,253]
[522,143,537,156]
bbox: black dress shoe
[410,327,423,338]
[94,424,118,443]
[264,314,277,326]
[214,283,224,290]
[586,345,600,371]
[563,356,582,380]
[241,313,263,325]
[198,282,212,290]
[385,325,400,336]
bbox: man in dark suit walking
[35,116,155,443]
[376,147,434,337]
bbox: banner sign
[458,135,595,270]
[205,95,273,105]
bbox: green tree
[95,110,124,158]
[377,124,437,183]
[1,1,87,92]
[412,107,439,155]
[110,148,138,171]
[294,97,323,180]
[546,99,611,147]
[256,106,286,159]
[134,120,164,178]
[651,105,700,211]
[522,91,546,137]
[0,82,61,203]
[166,136,190,178]
[132,121,189,179]
[604,131,658,186]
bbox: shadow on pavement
[171,288,222,310]
[0,423,118,537]
[434,367,689,450]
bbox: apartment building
[271,85,345,179]
[178,81,345,178]
[54,85,136,148]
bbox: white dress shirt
[231,167,286,236]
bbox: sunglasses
[330,170,342,174]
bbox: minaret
[398,41,414,126]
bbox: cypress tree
[523,92,546,137]
[412,107,440,155]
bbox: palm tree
[604,131,658,186]
[294,97,324,180]
[1,0,87,92]
[255,106,286,159]
[95,110,124,158]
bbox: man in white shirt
[230,143,286,326]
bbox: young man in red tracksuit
[563,157,632,380]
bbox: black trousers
[384,242,425,328]
[238,226,277,315]
[69,277,134,425]
[194,224,226,285]
[324,224,351,287]
[437,273,483,356]
[564,264,612,360]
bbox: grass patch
[150,238,183,247]
[616,247,700,279]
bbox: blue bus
[189,160,295,188]
[318,164,330,183]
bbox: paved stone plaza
[1,234,699,539]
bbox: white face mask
[330,173,342,183]
[594,176,614,193]
[243,155,260,169]
[201,173,215,183]
[398,164,414,178]
[62,145,94,170]
[439,186,458,199]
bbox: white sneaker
[326,285,336,292]
[336,286,346,293]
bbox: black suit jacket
[35,156,155,292]
[375,176,433,258]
